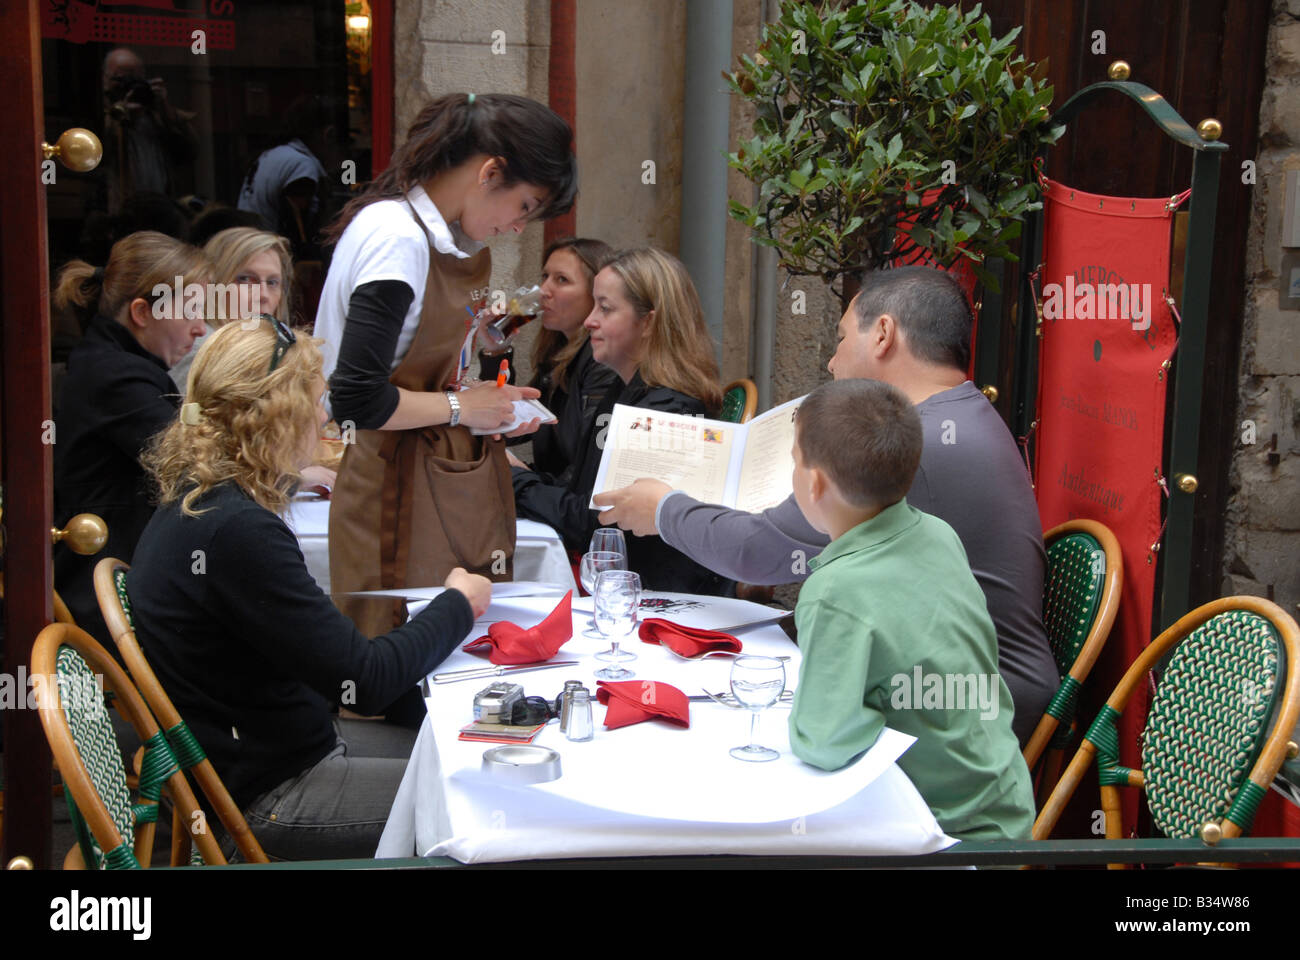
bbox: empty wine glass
[728,656,786,762]
[589,527,627,558]
[593,570,640,680]
[580,551,626,637]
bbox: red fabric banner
[1034,179,1179,835]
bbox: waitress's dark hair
[324,93,577,244]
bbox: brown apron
[330,201,515,637]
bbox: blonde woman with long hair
[53,230,209,643]
[169,226,293,391]
[130,320,490,860]
[507,246,729,595]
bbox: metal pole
[679,0,733,361]
[1159,147,1222,630]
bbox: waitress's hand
[444,567,491,619]
[454,380,541,431]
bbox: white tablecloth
[376,595,956,863]
[286,498,576,595]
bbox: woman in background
[53,230,209,644]
[170,227,337,493]
[507,236,618,483]
[508,247,729,595]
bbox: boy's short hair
[796,379,923,509]
[854,266,972,372]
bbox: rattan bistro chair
[1033,596,1300,863]
[719,379,758,424]
[94,557,269,863]
[1023,520,1123,796]
[32,622,227,868]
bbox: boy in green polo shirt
[788,379,1035,841]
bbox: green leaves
[727,0,1057,292]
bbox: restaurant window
[40,0,386,336]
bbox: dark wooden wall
[968,0,1269,610]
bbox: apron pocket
[420,446,514,571]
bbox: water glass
[580,551,626,637]
[593,570,640,680]
[589,527,627,558]
[728,656,785,762]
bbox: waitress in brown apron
[315,93,577,637]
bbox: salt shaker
[558,680,585,735]
[566,688,593,742]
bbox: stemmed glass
[579,551,626,637]
[592,570,641,680]
[589,527,627,557]
[728,656,786,762]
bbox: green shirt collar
[807,498,920,571]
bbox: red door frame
[371,0,394,173]
[1,0,55,869]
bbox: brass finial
[1287,740,1298,760]
[980,385,999,403]
[1176,474,1199,494]
[6,856,33,870]
[1108,61,1131,82]
[41,128,103,173]
[1197,118,1222,141]
[52,513,108,555]
[1200,821,1222,845]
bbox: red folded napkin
[462,591,572,665]
[596,679,690,729]
[638,617,742,659]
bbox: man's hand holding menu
[589,396,805,520]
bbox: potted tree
[727,0,1061,302]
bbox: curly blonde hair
[144,320,324,517]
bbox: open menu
[588,395,804,514]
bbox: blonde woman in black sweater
[130,320,490,860]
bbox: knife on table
[431,660,581,685]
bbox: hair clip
[180,402,203,425]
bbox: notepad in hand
[469,398,557,436]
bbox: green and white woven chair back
[719,386,746,423]
[113,566,135,629]
[1142,610,1285,839]
[56,644,140,869]
[1043,532,1105,675]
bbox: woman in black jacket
[508,247,729,595]
[130,320,491,860]
[517,236,618,480]
[53,231,210,644]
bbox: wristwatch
[445,391,461,428]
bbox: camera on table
[472,681,524,725]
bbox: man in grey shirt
[595,266,1057,746]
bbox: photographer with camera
[100,47,198,215]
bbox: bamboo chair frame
[1032,596,1300,866]
[1023,519,1123,796]
[32,622,227,867]
[720,378,758,423]
[94,557,269,863]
